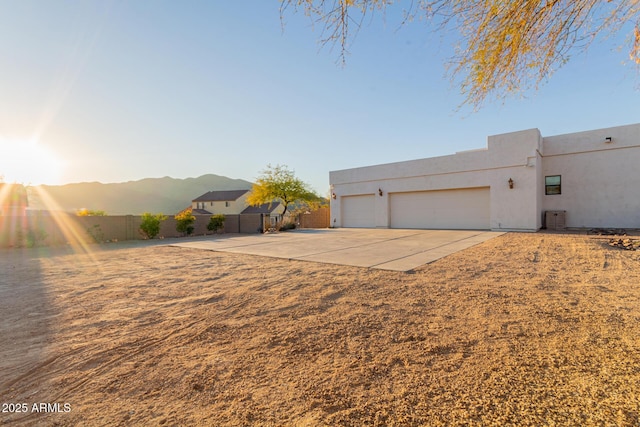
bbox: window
[225,201,230,207]
[545,175,561,195]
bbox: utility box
[545,210,567,230]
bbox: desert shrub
[86,224,105,243]
[25,228,48,248]
[140,212,168,239]
[279,222,296,231]
[77,209,107,216]
[175,210,196,236]
[207,214,226,233]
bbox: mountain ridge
[29,174,253,215]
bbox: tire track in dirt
[6,318,212,425]
[1,349,84,392]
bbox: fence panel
[298,207,330,229]
[1,212,265,248]
[240,214,263,234]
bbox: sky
[0,1,638,194]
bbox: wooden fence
[0,209,330,248]
[297,207,330,229]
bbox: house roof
[192,189,249,202]
[241,202,281,215]
[192,208,212,215]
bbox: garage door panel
[390,188,489,229]
[342,194,375,228]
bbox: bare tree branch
[280,0,640,109]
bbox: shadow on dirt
[0,247,52,422]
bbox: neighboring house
[329,123,640,231]
[191,190,286,224]
[192,190,250,215]
[0,183,28,216]
[241,202,287,227]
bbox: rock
[608,238,639,250]
[591,228,627,236]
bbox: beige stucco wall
[541,123,640,228]
[330,123,640,231]
[192,192,250,215]
[270,203,286,217]
[330,128,542,231]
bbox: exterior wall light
[378,188,383,196]
[332,192,336,199]
[508,178,514,189]
[605,137,612,143]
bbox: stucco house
[192,190,251,215]
[191,190,285,223]
[329,123,640,231]
[241,203,287,227]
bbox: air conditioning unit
[545,210,566,230]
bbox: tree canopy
[175,209,196,236]
[247,164,320,217]
[76,208,107,217]
[281,0,640,108]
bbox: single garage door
[390,187,490,229]
[342,194,375,228]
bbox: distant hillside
[29,174,253,215]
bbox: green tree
[281,0,640,108]
[175,209,196,236]
[139,212,167,239]
[207,214,226,234]
[247,164,320,218]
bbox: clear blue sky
[0,1,638,193]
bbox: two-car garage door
[390,187,490,229]
[342,187,490,229]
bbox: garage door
[342,194,375,228]
[389,187,490,229]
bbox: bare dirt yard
[1,232,639,426]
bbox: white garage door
[342,194,375,228]
[390,187,490,230]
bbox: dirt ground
[1,232,639,426]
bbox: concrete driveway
[170,228,504,272]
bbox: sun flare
[0,139,65,185]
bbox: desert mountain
[29,174,253,215]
